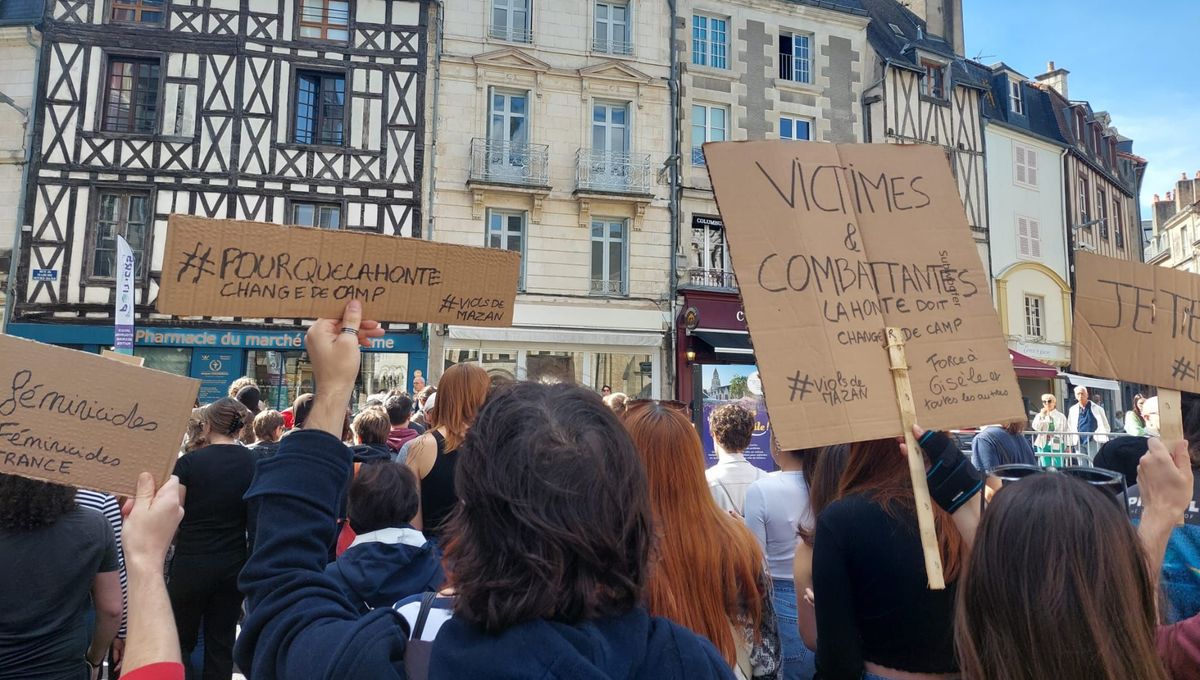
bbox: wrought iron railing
[575,149,652,194]
[469,138,550,187]
[592,37,633,55]
[488,24,532,43]
[779,53,811,84]
[685,267,737,289]
[590,277,627,296]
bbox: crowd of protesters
[1,299,1200,680]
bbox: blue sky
[964,0,1200,218]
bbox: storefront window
[592,353,650,398]
[134,347,192,377]
[248,350,312,411]
[480,351,518,386]
[528,351,584,385]
[444,349,481,370]
[360,352,409,399]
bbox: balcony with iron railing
[488,24,532,43]
[592,37,633,55]
[575,149,653,195]
[469,138,551,188]
[778,53,812,85]
[684,267,737,289]
[590,277,628,296]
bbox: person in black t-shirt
[0,474,122,680]
[169,398,256,680]
[812,438,963,680]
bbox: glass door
[590,101,629,189]
[488,89,529,180]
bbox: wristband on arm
[918,430,984,514]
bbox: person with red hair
[623,401,780,678]
[811,438,964,680]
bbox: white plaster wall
[985,125,1067,282]
[0,28,39,329]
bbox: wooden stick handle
[1155,388,1187,527]
[885,327,947,590]
[1158,388,1184,441]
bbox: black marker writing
[0,370,159,432]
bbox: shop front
[5,322,427,409]
[675,288,774,471]
[439,326,663,398]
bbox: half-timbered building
[1034,62,1146,264]
[8,0,428,406]
[858,0,989,266]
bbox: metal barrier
[948,429,1143,467]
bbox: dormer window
[1008,79,1023,115]
[920,59,946,99]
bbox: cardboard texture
[158,215,521,326]
[704,141,1024,450]
[1073,251,1200,391]
[101,350,145,367]
[0,334,199,497]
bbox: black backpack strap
[410,590,438,641]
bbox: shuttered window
[1017,216,1041,258]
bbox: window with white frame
[779,116,811,141]
[1077,173,1090,223]
[779,32,811,84]
[1009,79,1023,115]
[1013,143,1038,188]
[691,14,727,69]
[486,209,527,289]
[691,104,726,165]
[594,1,631,55]
[291,200,342,229]
[1016,216,1041,258]
[590,218,627,295]
[1024,294,1044,339]
[1097,188,1108,239]
[490,0,531,43]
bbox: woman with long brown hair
[404,362,489,539]
[812,438,963,680]
[623,401,780,679]
[793,444,849,655]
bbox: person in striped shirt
[76,489,128,675]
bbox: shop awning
[1057,372,1121,392]
[1010,349,1058,379]
[691,329,754,356]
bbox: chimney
[1035,61,1070,99]
[1179,174,1198,210]
[1154,192,1178,231]
[907,0,965,56]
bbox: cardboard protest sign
[0,334,198,496]
[1073,251,1200,391]
[158,215,521,326]
[704,141,1023,450]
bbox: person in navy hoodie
[349,407,394,464]
[235,300,735,680]
[325,462,444,613]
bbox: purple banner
[699,364,776,473]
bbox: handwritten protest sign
[1073,251,1200,391]
[0,334,198,496]
[158,215,521,326]
[704,141,1023,450]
